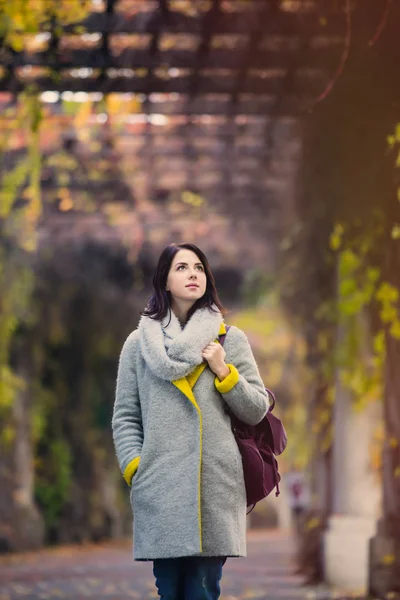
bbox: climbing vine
[303,122,400,473]
[329,225,385,410]
[328,123,400,407]
[0,0,92,443]
[0,91,43,441]
[0,0,91,50]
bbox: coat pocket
[130,462,142,507]
[132,458,142,483]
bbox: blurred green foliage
[35,438,72,529]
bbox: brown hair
[141,243,226,321]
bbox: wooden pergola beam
[0,1,345,117]
[5,46,338,71]
[62,9,343,37]
[0,72,326,96]
[128,149,270,160]
[12,89,309,116]
[118,125,278,139]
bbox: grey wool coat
[112,306,269,560]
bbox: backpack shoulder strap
[219,327,276,414]
[218,325,231,346]
[266,388,276,411]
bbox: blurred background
[0,1,400,598]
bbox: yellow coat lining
[171,322,227,553]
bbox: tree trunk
[0,339,44,552]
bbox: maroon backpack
[219,327,287,513]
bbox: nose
[189,270,197,279]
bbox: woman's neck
[170,300,194,327]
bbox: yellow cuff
[214,364,240,394]
[123,456,141,486]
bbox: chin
[185,293,202,301]
[185,290,204,300]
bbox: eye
[196,265,204,271]
[177,265,186,271]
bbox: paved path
[0,529,334,600]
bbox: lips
[186,284,199,289]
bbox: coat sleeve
[112,330,143,486]
[214,326,270,426]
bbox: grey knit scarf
[138,306,224,381]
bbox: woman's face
[166,249,207,303]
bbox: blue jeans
[153,556,227,600]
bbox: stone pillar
[324,369,382,591]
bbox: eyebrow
[175,261,203,266]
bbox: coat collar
[172,321,227,404]
[139,306,224,382]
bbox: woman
[112,242,269,600]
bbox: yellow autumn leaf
[105,94,122,116]
[376,282,399,304]
[389,437,398,449]
[329,223,344,251]
[311,421,320,434]
[20,236,37,253]
[74,99,92,129]
[370,448,382,471]
[306,517,320,531]
[58,187,70,199]
[321,428,333,453]
[373,331,385,355]
[181,190,205,207]
[339,249,360,276]
[391,224,400,239]
[326,387,335,405]
[381,554,396,566]
[394,466,400,478]
[241,589,261,599]
[317,332,329,351]
[8,33,25,52]
[2,425,16,444]
[59,197,73,212]
[366,267,380,283]
[130,97,142,114]
[389,320,400,340]
[319,408,331,426]
[136,68,148,78]
[380,304,397,324]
